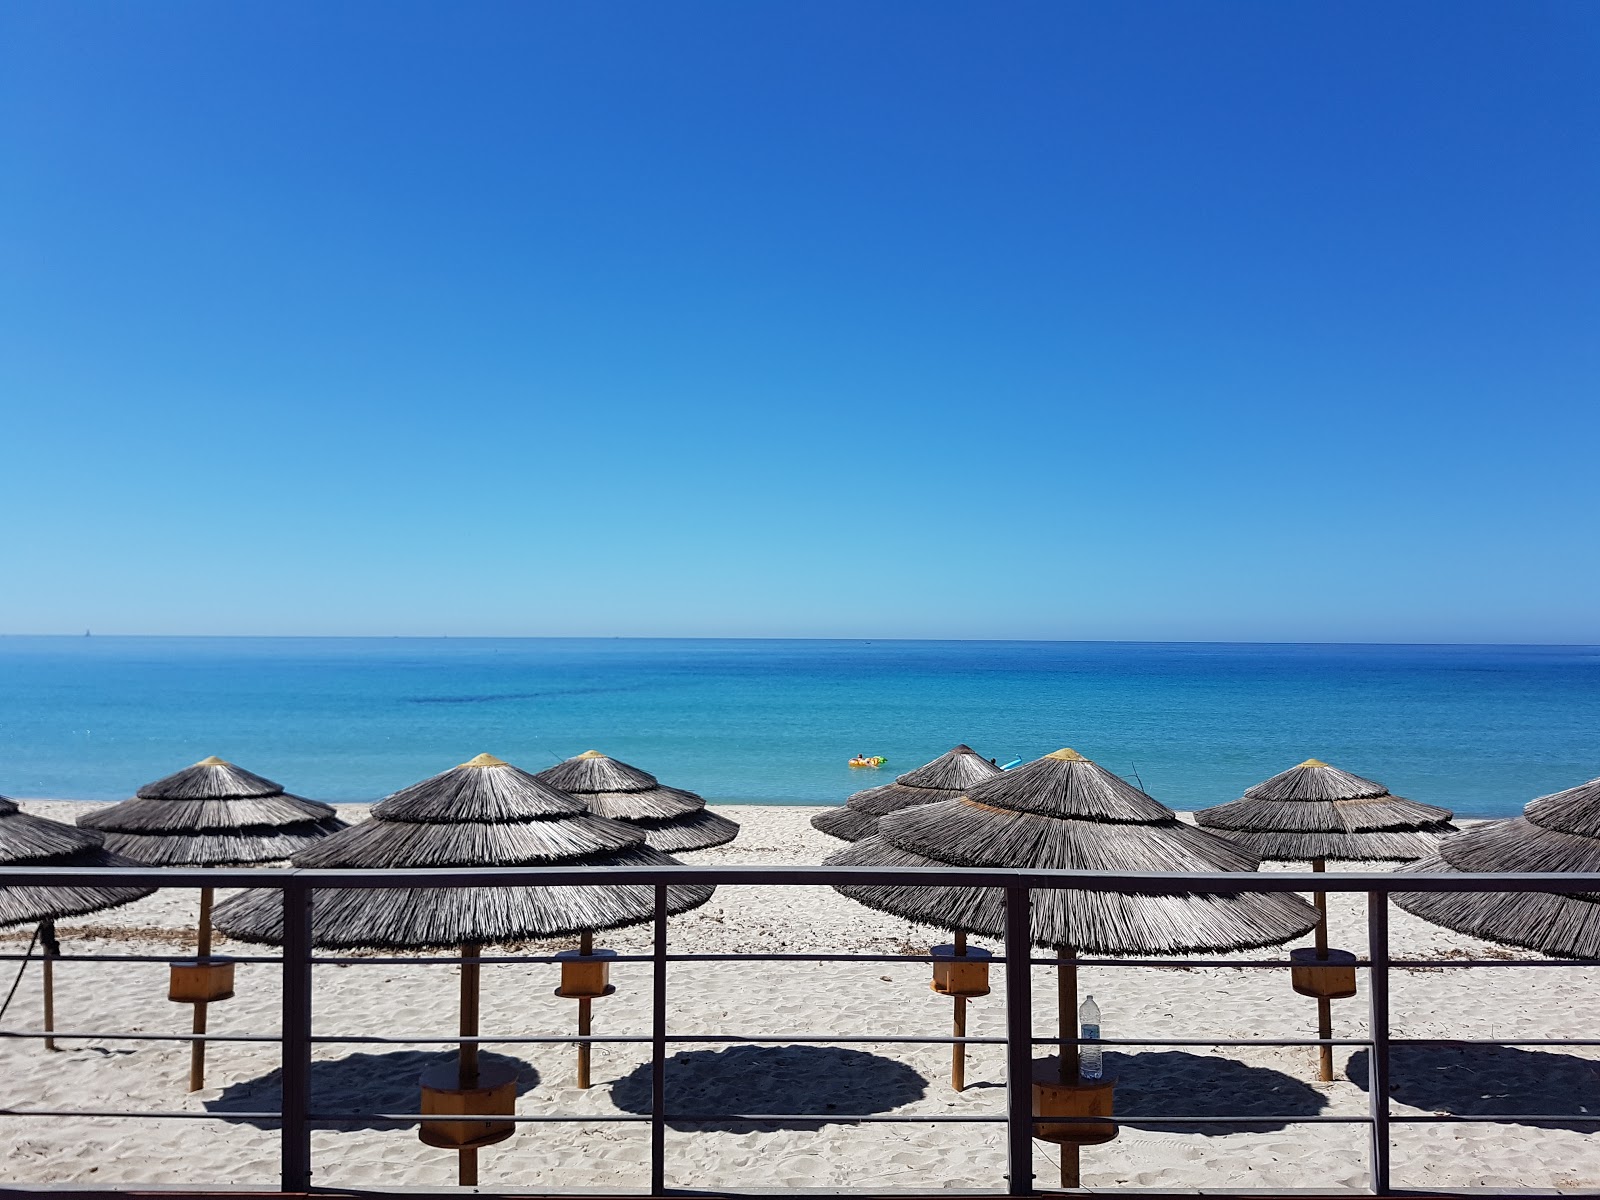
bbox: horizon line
[1,633,1597,650]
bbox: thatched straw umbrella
[811,744,1002,843]
[0,796,155,1050]
[535,750,739,852]
[77,756,346,1091]
[828,748,1320,1187]
[1195,758,1456,1080]
[1394,774,1600,959]
[213,753,713,1187]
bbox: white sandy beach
[3,801,1597,1192]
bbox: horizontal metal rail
[6,862,1600,890]
[7,948,1594,968]
[3,861,1600,1199]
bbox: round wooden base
[930,944,992,998]
[552,983,617,1000]
[418,1061,518,1150]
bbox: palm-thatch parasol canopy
[831,748,1320,1188]
[829,748,1320,953]
[812,744,1002,843]
[0,796,154,928]
[1394,775,1600,959]
[1194,758,1454,1083]
[214,754,714,949]
[534,751,739,853]
[1195,759,1457,862]
[76,757,347,865]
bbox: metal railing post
[281,878,313,1193]
[1366,890,1391,1195]
[1004,885,1034,1196]
[651,883,668,1196]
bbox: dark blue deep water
[0,637,1596,816]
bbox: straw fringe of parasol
[0,797,155,1051]
[812,744,1002,843]
[0,796,154,927]
[832,747,1317,953]
[78,757,346,866]
[215,841,709,949]
[534,751,738,852]
[215,754,713,948]
[1196,759,1456,862]
[1395,775,1600,959]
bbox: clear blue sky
[2,2,1596,642]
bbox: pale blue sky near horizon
[2,3,1596,643]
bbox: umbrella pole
[458,939,482,1187]
[188,887,214,1092]
[1058,946,1079,1189]
[1312,858,1333,1082]
[577,931,593,1090]
[952,931,967,1092]
[40,920,58,1052]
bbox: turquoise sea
[0,637,1597,817]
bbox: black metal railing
[2,861,1598,1197]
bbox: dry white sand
[3,801,1598,1192]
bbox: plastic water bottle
[1078,994,1103,1080]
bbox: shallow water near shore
[2,636,1597,814]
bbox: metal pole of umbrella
[952,930,968,1092]
[458,939,482,1187]
[1312,859,1333,1083]
[1058,945,1079,1189]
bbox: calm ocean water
[0,637,1596,817]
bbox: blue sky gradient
[3,2,1596,641]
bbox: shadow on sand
[1348,1045,1600,1130]
[205,1049,539,1130]
[610,1044,927,1131]
[1033,1050,1328,1136]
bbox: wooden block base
[1290,948,1358,999]
[930,944,992,998]
[418,1061,518,1149]
[554,948,618,998]
[168,960,235,1004]
[1033,1075,1117,1146]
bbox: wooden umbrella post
[169,885,236,1091]
[418,938,515,1184]
[459,939,482,1187]
[40,919,59,1052]
[1058,946,1079,1188]
[1312,858,1333,1083]
[577,931,594,1090]
[189,887,213,1092]
[1289,857,1357,1083]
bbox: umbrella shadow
[1032,1051,1327,1136]
[1348,1045,1600,1130]
[610,1044,928,1131]
[205,1049,538,1130]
